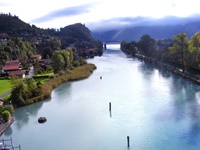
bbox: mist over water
[2,46,200,150]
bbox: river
[1,44,200,150]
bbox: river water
[2,45,200,150]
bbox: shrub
[4,105,14,114]
[2,110,11,122]
[73,61,80,67]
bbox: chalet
[8,70,26,78]
[0,38,7,43]
[0,33,8,43]
[2,60,21,73]
[31,54,42,60]
[39,59,52,65]
[1,60,26,78]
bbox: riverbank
[16,63,97,107]
[0,63,96,135]
[0,117,14,136]
[135,54,200,85]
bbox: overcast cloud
[32,4,91,23]
[1,0,200,31]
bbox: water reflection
[52,82,72,102]
[14,98,50,130]
[158,68,172,79]
[3,127,12,136]
[138,61,155,79]
[182,100,200,145]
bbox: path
[0,90,12,100]
[0,66,34,100]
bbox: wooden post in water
[109,102,111,111]
[127,136,130,147]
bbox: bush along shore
[10,63,97,108]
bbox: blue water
[1,45,200,150]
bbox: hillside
[0,13,96,42]
[92,21,200,41]
[0,13,103,66]
[0,13,48,36]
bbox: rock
[38,117,47,123]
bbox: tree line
[121,31,200,74]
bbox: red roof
[2,64,19,71]
[9,70,26,76]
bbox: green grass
[34,77,50,83]
[34,72,54,76]
[0,79,12,95]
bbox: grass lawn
[0,79,12,95]
[34,77,50,83]
[34,72,54,76]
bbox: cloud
[0,2,8,6]
[87,14,200,31]
[32,4,92,23]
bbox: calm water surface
[2,45,200,150]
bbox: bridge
[103,41,121,50]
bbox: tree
[26,78,36,91]
[138,34,156,57]
[188,31,200,69]
[10,76,23,88]
[168,32,189,73]
[2,110,11,122]
[10,83,27,107]
[52,51,65,73]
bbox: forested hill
[58,23,93,42]
[0,13,103,66]
[92,21,200,41]
[0,13,96,42]
[0,13,48,36]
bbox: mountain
[0,13,48,36]
[57,23,93,42]
[0,13,103,63]
[0,13,96,43]
[92,21,200,42]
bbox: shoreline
[0,117,14,136]
[0,63,97,135]
[135,54,200,85]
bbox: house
[31,54,42,60]
[8,70,26,78]
[39,59,52,65]
[1,60,26,78]
[2,60,21,74]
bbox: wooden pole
[109,102,111,111]
[127,136,130,147]
[2,139,4,146]
[10,137,13,145]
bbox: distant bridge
[103,41,121,50]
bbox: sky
[1,0,200,31]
